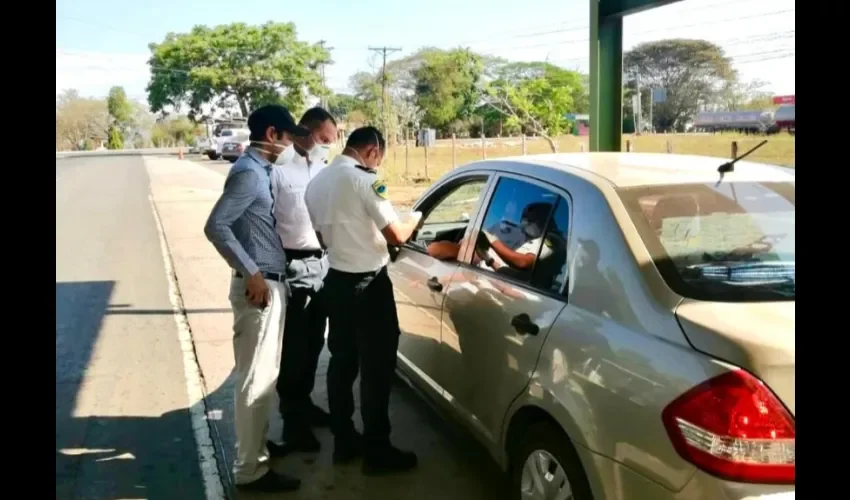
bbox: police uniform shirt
[304,154,399,273]
[480,235,554,270]
[270,152,326,250]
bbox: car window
[424,180,488,225]
[530,196,570,294]
[473,177,559,285]
[413,179,488,258]
[618,181,795,302]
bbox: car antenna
[716,139,768,185]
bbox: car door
[389,173,494,394]
[439,173,572,444]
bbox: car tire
[227,157,237,163]
[207,152,220,160]
[510,421,594,500]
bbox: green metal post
[589,0,623,152]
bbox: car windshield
[221,129,233,137]
[617,181,795,302]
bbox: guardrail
[56,147,188,159]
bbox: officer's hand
[245,273,270,308]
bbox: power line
[453,0,784,45]
[470,10,795,53]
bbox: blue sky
[56,0,795,102]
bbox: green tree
[106,86,135,149]
[107,125,124,149]
[483,62,584,152]
[107,86,134,126]
[146,22,330,118]
[624,39,735,132]
[327,93,362,121]
[150,116,201,147]
[413,49,483,133]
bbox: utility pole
[635,73,642,135]
[369,46,402,142]
[317,40,334,110]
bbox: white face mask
[308,143,331,165]
[274,144,295,165]
[521,219,542,239]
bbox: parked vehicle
[389,152,795,500]
[192,136,213,154]
[206,127,250,160]
[220,134,250,163]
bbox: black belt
[233,270,287,282]
[284,248,325,261]
[327,266,385,279]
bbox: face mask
[308,143,331,165]
[254,136,290,163]
[274,145,295,165]
[521,219,542,239]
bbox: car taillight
[661,369,794,484]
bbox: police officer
[304,126,422,475]
[267,107,338,455]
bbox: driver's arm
[486,236,537,270]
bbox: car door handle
[427,276,443,292]
[510,313,540,336]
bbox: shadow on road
[56,281,512,500]
[56,281,208,500]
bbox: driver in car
[427,202,556,275]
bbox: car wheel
[227,157,237,163]
[511,421,594,500]
[207,152,220,160]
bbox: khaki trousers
[228,276,287,484]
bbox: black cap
[247,105,310,140]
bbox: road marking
[149,193,227,500]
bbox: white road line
[149,193,227,500]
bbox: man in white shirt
[304,127,422,476]
[267,107,338,455]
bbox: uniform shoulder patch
[371,180,388,199]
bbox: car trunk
[675,299,795,415]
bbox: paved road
[56,156,206,500]
[57,154,511,500]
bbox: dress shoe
[235,470,300,492]
[332,432,364,465]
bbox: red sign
[773,95,795,105]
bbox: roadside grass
[366,133,795,208]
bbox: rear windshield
[221,129,233,137]
[617,181,794,302]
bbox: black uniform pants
[324,266,400,449]
[275,250,328,430]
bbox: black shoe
[283,427,321,453]
[362,445,418,476]
[307,403,331,427]
[266,440,290,458]
[236,470,301,492]
[332,432,363,465]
